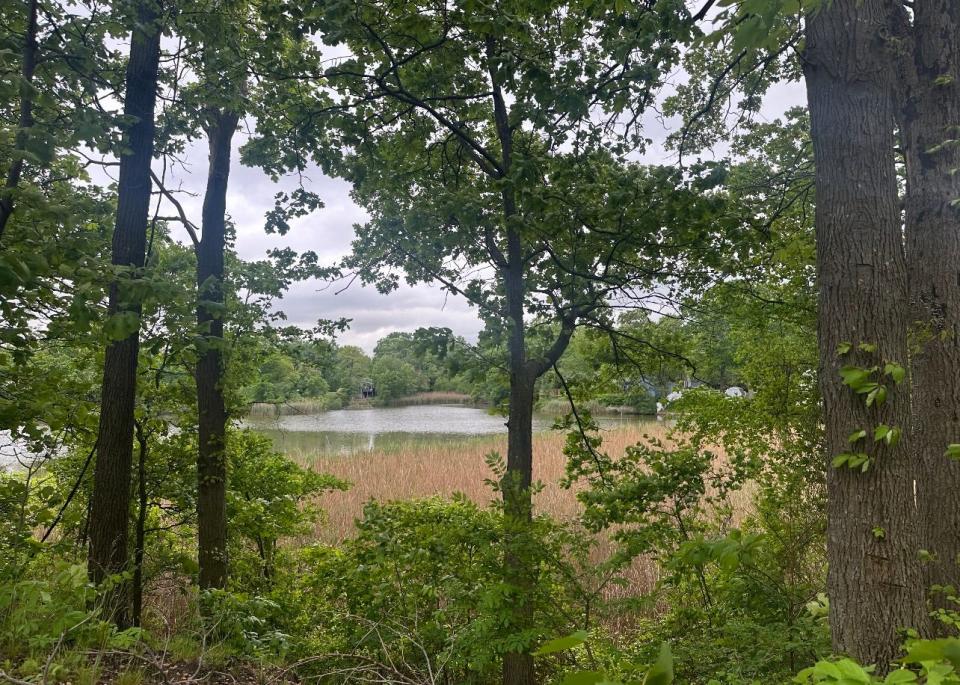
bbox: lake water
[244,404,647,457]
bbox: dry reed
[287,422,743,614]
[294,423,669,542]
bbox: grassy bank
[247,391,478,417]
[386,390,476,405]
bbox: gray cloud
[158,136,482,352]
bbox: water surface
[244,404,647,457]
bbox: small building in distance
[359,379,376,400]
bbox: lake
[244,404,650,457]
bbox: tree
[245,1,723,679]
[0,0,39,241]
[194,104,241,591]
[803,0,929,663]
[898,0,960,607]
[86,0,162,626]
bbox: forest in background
[2,0,960,684]
[242,305,755,413]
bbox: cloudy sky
[145,75,805,352]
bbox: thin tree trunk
[86,0,161,628]
[902,0,960,612]
[0,0,39,243]
[196,109,239,591]
[501,253,537,685]
[804,0,929,664]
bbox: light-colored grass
[248,400,336,417]
[389,391,476,405]
[289,422,751,619]
[296,423,669,543]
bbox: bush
[285,495,594,683]
[0,561,141,679]
[227,430,348,587]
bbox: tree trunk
[0,0,39,243]
[196,109,239,591]
[902,0,960,610]
[87,0,161,628]
[487,40,538,682]
[805,0,926,669]
[501,257,537,685]
[804,0,930,664]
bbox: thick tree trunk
[0,0,39,243]
[903,0,960,609]
[804,0,930,664]
[196,110,239,591]
[87,0,161,628]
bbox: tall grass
[294,423,668,541]
[247,400,335,417]
[387,391,476,406]
[287,423,750,621]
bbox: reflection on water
[243,404,649,457]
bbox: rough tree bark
[86,0,161,627]
[901,0,960,608]
[0,0,40,242]
[804,0,930,665]
[501,238,538,685]
[196,108,240,591]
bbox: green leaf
[643,643,673,685]
[883,669,917,684]
[945,444,960,461]
[874,424,890,441]
[103,310,142,341]
[840,366,873,392]
[942,639,960,670]
[834,658,872,683]
[533,630,588,656]
[848,429,867,444]
[903,638,952,663]
[848,453,870,471]
[884,363,906,384]
[836,341,852,356]
[865,385,887,407]
[832,454,850,469]
[858,342,878,353]
[562,672,608,685]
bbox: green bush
[284,495,593,683]
[227,430,348,587]
[0,561,141,679]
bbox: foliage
[227,430,348,585]
[0,561,141,675]
[279,495,595,683]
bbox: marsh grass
[388,391,476,405]
[287,423,751,619]
[247,400,333,417]
[295,423,670,541]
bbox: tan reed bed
[294,423,670,542]
[287,422,743,622]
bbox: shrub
[227,430,348,587]
[287,495,594,683]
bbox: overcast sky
[145,73,805,353]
